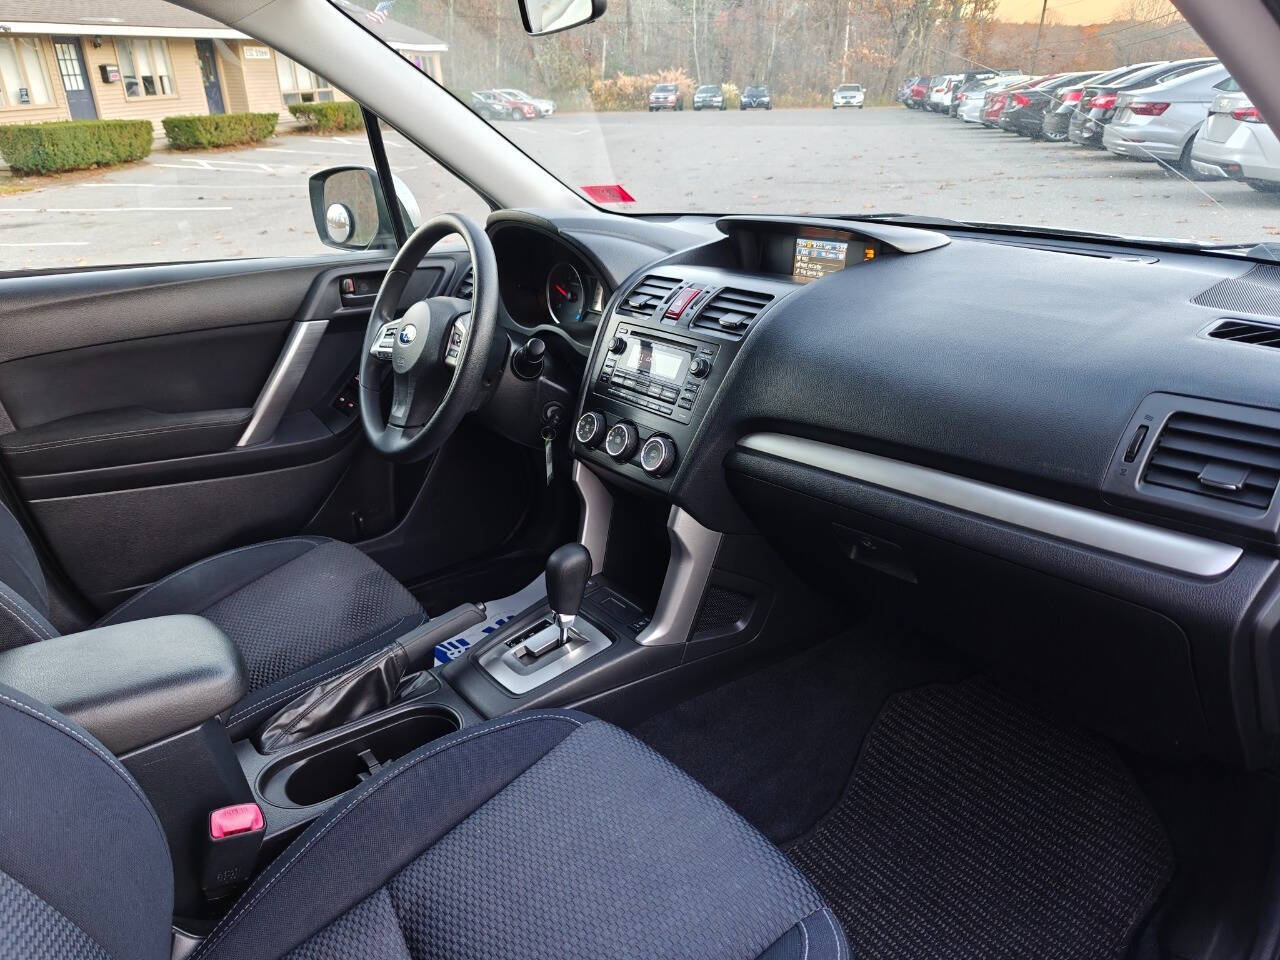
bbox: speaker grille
[1193,264,1280,318]
[693,586,753,634]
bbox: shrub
[590,68,694,111]
[162,112,278,149]
[722,83,741,110]
[288,101,365,132]
[0,119,152,175]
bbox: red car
[906,76,931,110]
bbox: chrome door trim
[237,319,329,446]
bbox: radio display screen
[793,236,849,283]
[619,337,689,384]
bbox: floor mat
[788,678,1174,960]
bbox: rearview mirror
[518,0,606,36]
[307,166,421,251]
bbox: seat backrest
[0,682,172,960]
[0,499,59,651]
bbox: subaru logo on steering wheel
[399,324,417,345]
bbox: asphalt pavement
[1,107,1276,272]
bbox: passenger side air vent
[1207,318,1280,349]
[691,287,774,338]
[618,275,680,317]
[456,267,474,299]
[1144,412,1280,511]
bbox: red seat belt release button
[209,803,264,839]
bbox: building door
[195,39,225,114]
[52,37,96,120]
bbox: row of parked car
[898,64,1279,192]
[469,89,557,121]
[647,83,867,111]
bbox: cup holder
[259,705,460,809]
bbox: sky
[995,0,1138,25]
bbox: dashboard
[491,222,607,346]
[485,206,1280,770]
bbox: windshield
[342,0,1272,247]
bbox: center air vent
[1207,318,1280,349]
[1144,412,1280,511]
[692,287,774,339]
[619,275,680,317]
[456,267,474,299]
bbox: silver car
[1190,85,1280,192]
[957,76,1027,124]
[1101,64,1233,172]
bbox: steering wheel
[360,213,498,462]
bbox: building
[0,0,446,131]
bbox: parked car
[1069,58,1216,147]
[905,76,932,109]
[1042,62,1162,141]
[470,89,537,121]
[957,75,1027,124]
[693,84,726,111]
[494,88,555,117]
[927,75,963,113]
[946,71,1000,116]
[896,75,920,103]
[833,83,865,109]
[740,85,772,110]
[1190,84,1280,192]
[981,78,1044,128]
[1101,63,1233,173]
[999,72,1100,138]
[648,83,685,111]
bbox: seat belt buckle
[203,803,265,899]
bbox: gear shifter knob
[546,542,591,643]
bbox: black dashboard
[486,206,1280,770]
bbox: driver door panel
[0,252,476,611]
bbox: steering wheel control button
[640,435,678,477]
[604,421,639,461]
[576,411,607,447]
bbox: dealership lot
[1,107,1276,271]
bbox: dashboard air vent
[692,287,774,338]
[1207,318,1280,349]
[1144,412,1280,511]
[456,267,474,299]
[619,275,680,317]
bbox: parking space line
[0,206,234,213]
[0,241,90,247]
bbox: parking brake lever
[254,603,485,753]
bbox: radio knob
[640,435,678,478]
[608,336,627,355]
[604,421,639,462]
[575,411,607,448]
[689,357,711,378]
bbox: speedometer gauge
[546,262,586,325]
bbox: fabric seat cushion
[97,536,426,738]
[194,710,846,960]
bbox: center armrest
[0,614,247,754]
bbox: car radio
[592,324,717,426]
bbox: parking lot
[2,107,1277,271]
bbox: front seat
[0,502,426,738]
[0,687,847,960]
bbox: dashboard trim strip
[737,433,1243,578]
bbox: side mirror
[518,0,606,36]
[308,166,421,251]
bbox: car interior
[4,0,1280,959]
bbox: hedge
[591,69,694,112]
[0,119,152,175]
[162,112,278,149]
[288,101,364,132]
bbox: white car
[832,83,865,109]
[1190,87,1280,191]
[927,74,963,112]
[956,76,1028,123]
[495,88,555,117]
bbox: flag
[366,0,393,23]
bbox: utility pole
[1030,0,1049,74]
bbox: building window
[0,37,53,108]
[116,39,175,98]
[275,54,333,104]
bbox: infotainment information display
[793,236,849,283]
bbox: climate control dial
[639,435,678,477]
[603,421,640,462]
[575,411,607,448]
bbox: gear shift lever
[545,542,592,648]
